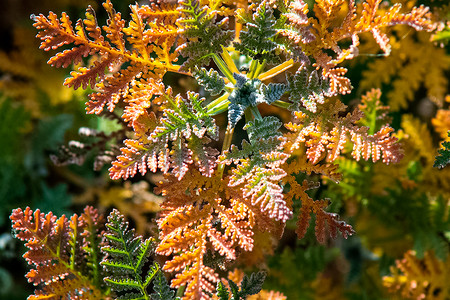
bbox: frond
[217,269,285,300]
[194,67,226,96]
[155,169,259,299]
[160,212,220,299]
[80,206,106,289]
[280,0,434,96]
[280,0,315,44]
[217,271,266,300]
[285,98,403,164]
[282,179,354,243]
[221,117,292,222]
[50,122,125,172]
[102,1,126,50]
[138,3,180,24]
[260,82,289,105]
[350,125,403,164]
[32,0,182,115]
[178,0,233,70]
[234,2,280,62]
[432,108,450,140]
[282,157,342,184]
[287,65,330,113]
[87,63,144,114]
[124,4,151,60]
[357,88,391,133]
[123,77,166,123]
[360,29,450,111]
[151,271,176,300]
[383,251,450,300]
[101,209,156,299]
[401,115,435,165]
[109,134,164,180]
[110,92,219,180]
[434,132,450,169]
[10,207,109,299]
[356,1,433,33]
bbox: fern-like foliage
[10,206,108,300]
[11,206,181,300]
[157,170,258,299]
[194,67,226,96]
[286,65,330,113]
[279,0,434,95]
[150,272,176,300]
[27,0,439,298]
[178,0,233,70]
[216,271,266,300]
[285,178,354,243]
[360,10,449,111]
[154,168,281,299]
[50,124,126,172]
[285,93,403,165]
[110,91,219,180]
[221,116,292,222]
[0,27,74,117]
[432,104,450,140]
[228,74,287,128]
[399,114,450,195]
[357,88,391,133]
[32,0,181,116]
[434,132,450,169]
[216,269,287,299]
[101,209,158,300]
[383,250,450,299]
[234,2,279,63]
[260,83,289,104]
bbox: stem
[272,100,291,110]
[176,285,186,298]
[212,53,236,84]
[206,93,230,116]
[206,93,229,111]
[258,59,294,81]
[244,107,253,122]
[217,124,235,177]
[253,59,267,79]
[247,59,258,79]
[169,68,191,77]
[221,46,240,74]
[207,99,230,116]
[250,105,262,121]
[368,107,377,136]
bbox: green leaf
[245,116,282,143]
[150,268,176,300]
[216,271,267,300]
[179,0,233,70]
[228,278,240,300]
[259,83,288,104]
[234,2,279,63]
[215,281,230,300]
[101,209,155,299]
[434,133,450,169]
[194,67,226,96]
[240,271,266,296]
[287,66,330,113]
